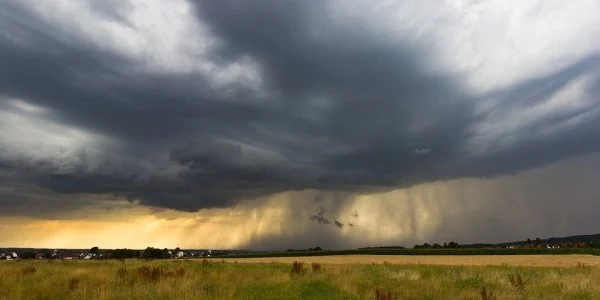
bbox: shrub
[137,266,164,281]
[508,274,525,289]
[311,262,322,272]
[375,289,396,300]
[480,287,496,300]
[290,261,305,276]
[21,266,37,275]
[68,278,80,291]
[116,267,128,278]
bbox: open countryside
[222,254,600,267]
[2,255,600,300]
[3,235,600,299]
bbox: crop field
[223,254,600,267]
[1,256,600,299]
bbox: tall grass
[1,259,599,299]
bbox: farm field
[1,256,600,300]
[222,254,600,267]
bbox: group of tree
[286,246,323,252]
[140,247,172,259]
[110,248,140,259]
[413,241,459,249]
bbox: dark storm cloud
[309,207,330,225]
[0,0,599,212]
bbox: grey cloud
[309,207,330,225]
[0,0,599,214]
[334,220,344,229]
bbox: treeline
[413,238,600,250]
[286,246,323,252]
[223,247,600,259]
[500,238,600,249]
[413,242,459,249]
[108,247,174,259]
[13,247,182,260]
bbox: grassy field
[1,256,600,299]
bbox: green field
[2,258,600,299]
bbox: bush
[21,266,37,275]
[137,266,164,281]
[480,287,496,300]
[116,267,128,278]
[311,262,321,272]
[508,274,525,289]
[375,289,396,300]
[68,278,80,291]
[290,261,305,276]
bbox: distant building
[2,252,18,260]
[61,252,80,260]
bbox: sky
[1,0,600,250]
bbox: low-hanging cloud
[0,0,599,216]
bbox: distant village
[0,247,250,261]
[2,235,600,261]
[413,238,600,250]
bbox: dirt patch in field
[220,255,600,267]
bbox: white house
[4,252,18,260]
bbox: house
[2,252,18,260]
[61,252,80,260]
[176,251,185,258]
[35,253,45,260]
[83,253,97,260]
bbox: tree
[20,252,36,259]
[90,247,99,254]
[111,249,139,259]
[141,247,171,259]
[432,243,442,249]
[42,251,54,259]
